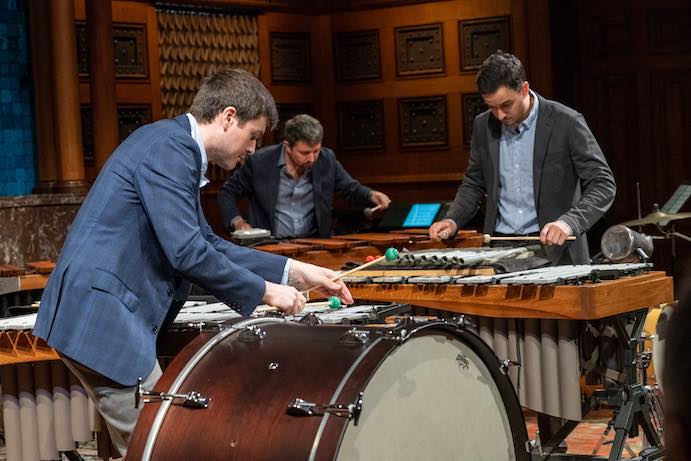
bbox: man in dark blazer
[218,114,391,238]
[32,70,352,456]
[429,51,615,264]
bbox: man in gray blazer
[219,114,391,238]
[429,51,615,264]
[33,70,352,456]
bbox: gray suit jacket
[445,94,616,264]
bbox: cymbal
[620,211,691,227]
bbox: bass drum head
[652,304,673,392]
[337,327,527,461]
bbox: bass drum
[128,318,529,461]
[642,303,674,391]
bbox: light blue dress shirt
[186,113,210,189]
[495,92,540,234]
[273,147,316,239]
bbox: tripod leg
[609,389,637,461]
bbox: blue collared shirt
[495,91,540,234]
[186,113,209,189]
[274,147,316,239]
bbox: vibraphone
[254,230,485,269]
[344,250,674,423]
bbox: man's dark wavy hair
[476,50,526,94]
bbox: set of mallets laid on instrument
[260,232,573,313]
[440,230,577,244]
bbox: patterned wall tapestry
[157,8,260,120]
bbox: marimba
[345,256,674,424]
[254,230,485,269]
[0,313,95,461]
[0,261,53,313]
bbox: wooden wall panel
[74,0,161,182]
[327,0,522,201]
[586,74,640,219]
[554,0,691,285]
[70,1,545,238]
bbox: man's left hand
[370,190,391,210]
[540,221,573,246]
[288,260,354,304]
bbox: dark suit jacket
[218,143,373,238]
[33,115,287,386]
[445,94,616,264]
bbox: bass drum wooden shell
[128,318,529,460]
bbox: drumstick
[302,247,400,295]
[256,296,343,313]
[364,204,382,218]
[483,234,577,244]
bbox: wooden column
[86,0,119,172]
[27,0,59,193]
[50,0,89,193]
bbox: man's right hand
[261,281,306,315]
[232,216,252,231]
[428,219,458,241]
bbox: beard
[296,164,313,176]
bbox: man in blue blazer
[33,69,352,456]
[429,51,616,265]
[218,114,391,238]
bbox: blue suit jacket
[217,143,373,237]
[33,115,287,386]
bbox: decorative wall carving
[461,93,488,145]
[270,32,311,82]
[76,22,149,79]
[334,30,380,81]
[395,23,444,77]
[276,103,314,140]
[157,9,260,119]
[588,14,632,59]
[648,8,691,55]
[81,105,152,166]
[458,16,511,71]
[398,96,447,148]
[337,100,385,150]
[118,105,152,141]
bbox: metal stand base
[530,308,665,461]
